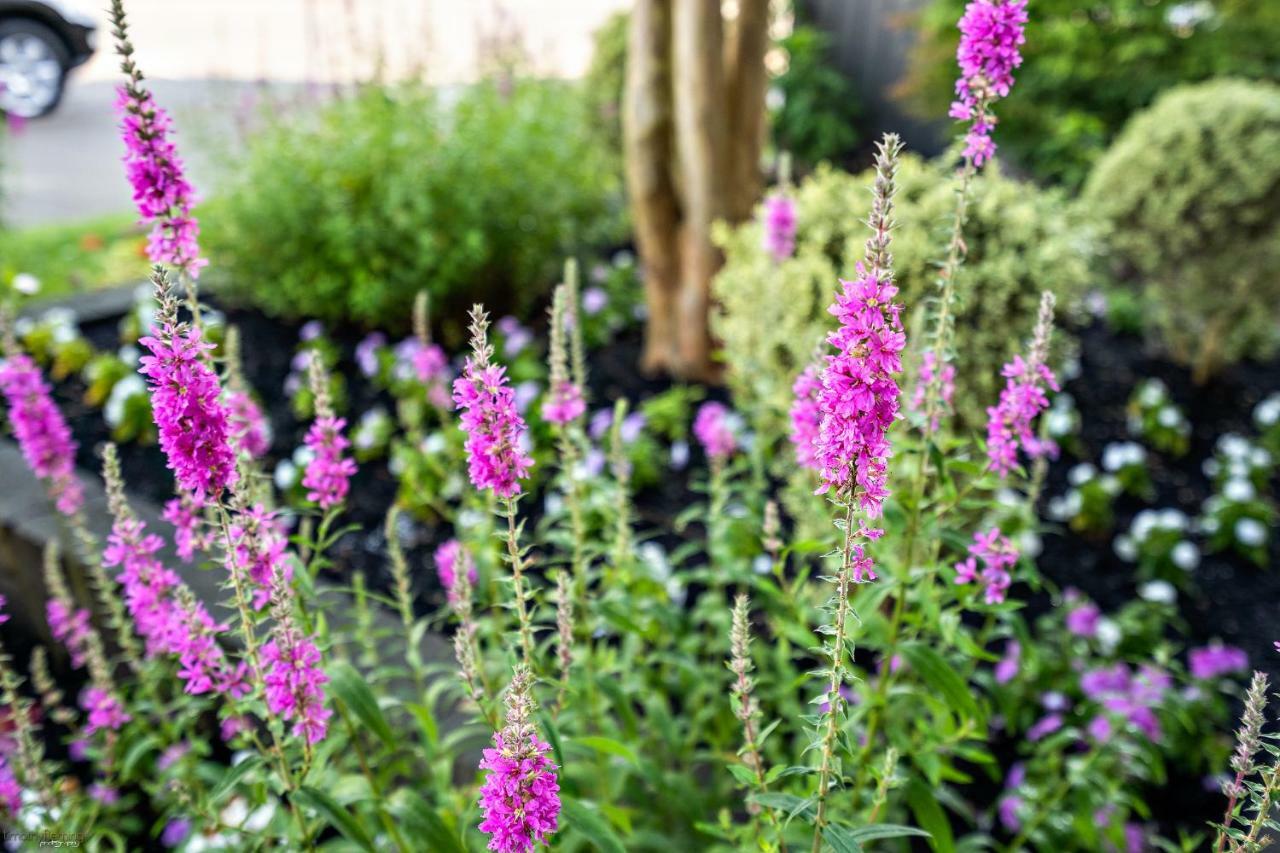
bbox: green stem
[503,498,536,668]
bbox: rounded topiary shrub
[713,155,1098,445]
[1084,79,1280,382]
[205,82,625,338]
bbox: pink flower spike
[0,353,83,516]
[693,402,740,461]
[762,192,797,263]
[948,0,1029,166]
[453,307,534,498]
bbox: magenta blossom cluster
[395,338,452,408]
[761,192,797,263]
[986,354,1059,477]
[1081,663,1169,742]
[541,380,585,425]
[47,599,92,669]
[226,390,270,458]
[81,686,131,735]
[227,505,292,610]
[909,351,955,432]
[261,627,331,745]
[948,0,1028,166]
[103,514,245,696]
[139,319,238,503]
[954,527,1019,604]
[453,326,534,498]
[995,639,1020,684]
[302,415,357,510]
[115,87,205,275]
[435,539,478,605]
[162,495,208,563]
[0,353,84,515]
[813,267,905,511]
[478,732,561,853]
[694,402,740,461]
[1065,591,1101,637]
[1189,643,1248,680]
[789,364,822,470]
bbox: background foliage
[206,82,626,339]
[899,0,1280,187]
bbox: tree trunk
[671,0,728,380]
[724,0,770,223]
[624,0,769,380]
[624,0,683,375]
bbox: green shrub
[206,82,626,338]
[582,11,628,155]
[771,25,862,169]
[713,155,1097,444]
[901,0,1280,188]
[1084,79,1280,381]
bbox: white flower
[1047,491,1081,521]
[544,492,565,516]
[1137,379,1167,408]
[1100,475,1122,496]
[273,460,297,491]
[422,432,447,454]
[1219,433,1250,461]
[12,272,40,294]
[1096,618,1121,653]
[1235,518,1267,547]
[1131,510,1157,541]
[1224,478,1255,503]
[1171,540,1200,571]
[1068,463,1097,486]
[1102,441,1144,472]
[1250,447,1272,468]
[1156,508,1188,530]
[1254,394,1280,428]
[1138,580,1177,604]
[752,554,772,575]
[1045,407,1073,437]
[292,445,315,468]
[1114,534,1137,562]
[1156,406,1184,430]
[1018,530,1042,558]
[104,374,145,428]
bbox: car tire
[0,18,70,119]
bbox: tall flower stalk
[453,306,536,665]
[1216,670,1269,851]
[109,0,205,279]
[920,0,1028,436]
[302,356,357,511]
[986,291,1059,477]
[809,133,904,850]
[477,665,561,853]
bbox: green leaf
[208,755,264,805]
[561,797,626,853]
[848,824,933,842]
[748,792,816,823]
[120,734,161,780]
[899,642,981,723]
[330,661,397,750]
[573,735,639,766]
[390,789,466,853]
[296,785,376,852]
[823,824,864,853]
[727,762,758,787]
[907,779,955,853]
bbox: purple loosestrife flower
[948,0,1028,166]
[478,665,560,853]
[81,687,131,735]
[302,416,356,509]
[789,364,823,470]
[301,356,357,510]
[261,564,330,745]
[761,192,797,262]
[1065,596,1100,638]
[102,445,245,696]
[0,758,19,817]
[1189,643,1249,680]
[995,639,1020,684]
[813,139,906,514]
[694,402,740,461]
[46,600,92,669]
[453,306,534,498]
[162,494,208,563]
[226,504,292,610]
[0,352,84,515]
[542,283,586,426]
[986,292,1059,477]
[435,540,478,606]
[138,270,238,503]
[909,351,955,433]
[225,390,270,459]
[110,2,206,276]
[953,527,1019,604]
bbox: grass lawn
[0,212,152,299]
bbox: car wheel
[0,19,69,119]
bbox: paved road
[2,78,260,228]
